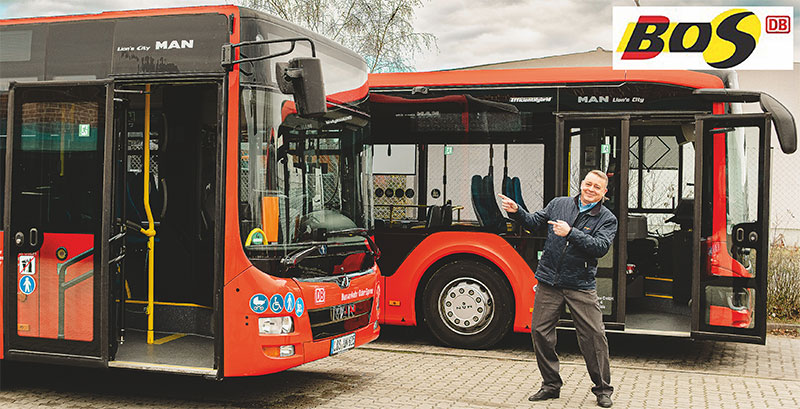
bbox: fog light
[259,316,294,334]
[262,345,295,357]
[280,345,295,357]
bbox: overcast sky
[0,0,797,71]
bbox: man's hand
[548,220,571,237]
[498,193,519,213]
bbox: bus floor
[624,297,691,334]
[112,329,214,373]
[625,311,690,333]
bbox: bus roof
[369,67,725,90]
[0,5,240,25]
[0,5,366,89]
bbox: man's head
[580,170,608,204]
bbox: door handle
[29,228,38,247]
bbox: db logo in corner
[613,7,793,70]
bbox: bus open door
[691,90,796,344]
[4,81,115,366]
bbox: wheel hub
[439,277,494,335]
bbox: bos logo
[613,7,793,70]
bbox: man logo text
[156,40,194,50]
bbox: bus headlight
[259,316,294,334]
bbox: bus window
[424,144,544,225]
[713,125,760,279]
[239,88,374,275]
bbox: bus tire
[422,260,513,349]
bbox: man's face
[580,173,608,204]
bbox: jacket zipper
[554,209,583,286]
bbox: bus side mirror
[276,57,327,118]
[760,93,796,154]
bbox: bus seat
[666,198,694,229]
[502,175,528,212]
[502,175,512,199]
[480,174,506,232]
[470,175,487,225]
[426,205,442,229]
[627,214,648,240]
[511,176,528,212]
[441,200,453,226]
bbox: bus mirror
[759,93,796,154]
[679,123,695,145]
[276,57,327,118]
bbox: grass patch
[768,243,800,321]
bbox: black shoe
[528,389,559,401]
[597,394,612,408]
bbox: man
[499,170,616,408]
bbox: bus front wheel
[422,260,513,349]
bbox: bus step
[644,293,673,299]
[108,360,216,376]
[644,276,673,296]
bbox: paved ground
[1,326,799,408]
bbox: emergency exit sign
[79,124,90,137]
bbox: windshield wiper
[327,228,380,259]
[280,244,327,267]
[280,228,380,268]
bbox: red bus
[367,67,796,348]
[0,6,379,378]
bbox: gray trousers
[531,281,613,397]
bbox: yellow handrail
[141,84,157,344]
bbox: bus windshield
[239,87,373,266]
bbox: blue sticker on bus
[285,292,296,313]
[270,294,284,314]
[19,275,36,295]
[296,298,305,318]
[250,293,268,313]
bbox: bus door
[556,114,629,328]
[4,81,114,364]
[692,113,770,344]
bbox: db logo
[766,16,791,34]
[314,287,325,304]
[619,8,762,68]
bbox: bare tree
[240,0,436,72]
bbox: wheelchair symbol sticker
[270,294,284,314]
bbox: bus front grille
[308,297,373,340]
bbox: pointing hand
[497,193,519,213]
[548,220,571,237]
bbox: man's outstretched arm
[499,193,549,230]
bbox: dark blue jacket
[509,195,617,290]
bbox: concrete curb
[767,322,800,331]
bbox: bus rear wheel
[422,260,513,349]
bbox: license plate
[331,302,357,322]
[330,333,356,355]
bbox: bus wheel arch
[418,254,515,349]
